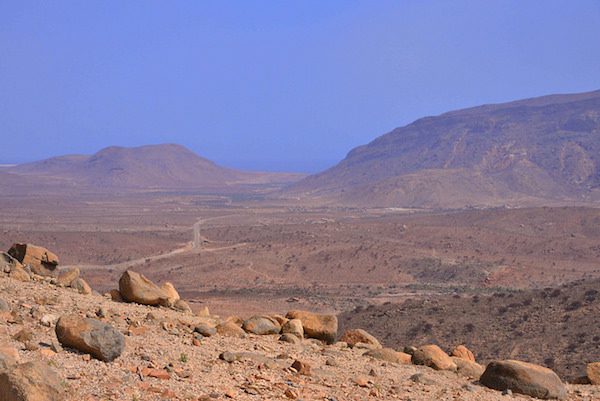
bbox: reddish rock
[451,344,475,362]
[340,328,381,349]
[291,359,311,376]
[56,267,80,287]
[412,344,457,371]
[141,367,171,380]
[0,360,63,401]
[8,243,59,277]
[216,321,246,338]
[363,348,411,364]
[118,270,169,306]
[285,310,338,344]
[586,362,600,385]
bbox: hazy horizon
[2,1,600,172]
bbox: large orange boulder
[480,360,566,400]
[7,243,59,277]
[411,344,457,371]
[118,270,170,306]
[451,344,476,362]
[285,310,338,344]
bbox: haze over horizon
[1,1,600,172]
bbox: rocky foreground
[1,245,600,400]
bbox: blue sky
[1,1,599,172]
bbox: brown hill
[288,90,600,208]
[8,144,303,191]
[340,278,600,381]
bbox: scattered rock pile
[1,242,600,400]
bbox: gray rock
[242,315,281,335]
[0,298,9,312]
[194,322,217,337]
[55,314,125,362]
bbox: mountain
[6,144,303,191]
[288,90,600,208]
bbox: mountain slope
[9,144,303,190]
[289,90,600,208]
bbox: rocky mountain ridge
[288,90,600,208]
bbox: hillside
[340,278,600,382]
[288,90,600,208]
[2,255,600,400]
[7,144,303,192]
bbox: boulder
[194,322,217,337]
[9,264,30,282]
[55,314,125,362]
[173,299,192,313]
[242,315,281,335]
[7,243,59,277]
[0,360,63,401]
[269,314,288,326]
[118,270,169,306]
[279,333,301,344]
[71,278,92,295]
[56,267,80,287]
[291,359,311,376]
[282,319,304,338]
[480,360,566,400]
[452,356,485,379]
[109,289,123,302]
[216,321,246,338]
[451,344,475,362]
[363,348,411,364]
[225,315,244,326]
[587,362,600,385]
[285,310,338,344]
[0,345,19,369]
[340,328,382,349]
[412,344,457,371]
[160,282,180,306]
[0,252,22,273]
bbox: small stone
[13,328,33,344]
[410,373,437,385]
[279,333,301,344]
[354,375,369,387]
[291,359,311,376]
[284,388,298,399]
[40,314,58,327]
[194,322,217,337]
